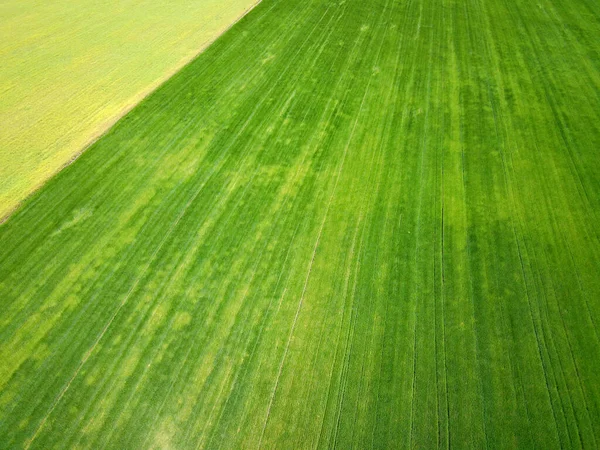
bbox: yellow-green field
[0,0,258,219]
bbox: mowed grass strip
[1,0,600,448]
[0,0,259,219]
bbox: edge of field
[0,0,262,225]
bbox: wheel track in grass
[262,39,376,450]
[330,109,383,448]
[331,202,368,448]
[346,6,403,441]
[456,0,491,446]
[264,10,369,440]
[368,0,413,445]
[213,73,335,444]
[311,7,404,447]
[418,2,447,446]
[187,117,332,448]
[329,0,392,445]
[436,2,450,446]
[512,223,561,446]
[194,187,293,449]
[208,222,302,450]
[333,94,390,444]
[408,0,435,444]
[256,5,378,446]
[379,0,424,442]
[242,8,355,445]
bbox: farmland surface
[1,0,600,448]
[0,0,259,218]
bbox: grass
[0,0,259,219]
[1,0,600,447]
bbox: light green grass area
[1,0,600,448]
[0,0,259,219]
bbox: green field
[0,0,258,219]
[1,0,600,448]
